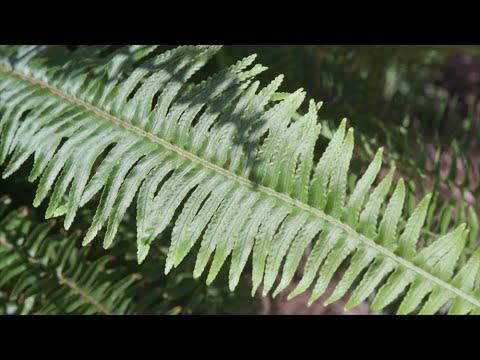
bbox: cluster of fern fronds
[0,45,479,315]
[0,195,257,314]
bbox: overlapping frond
[0,45,479,314]
[0,196,169,314]
[0,195,257,315]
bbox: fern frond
[0,196,159,314]
[1,45,480,314]
[0,195,257,315]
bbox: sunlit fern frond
[1,45,480,314]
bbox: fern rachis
[0,45,479,314]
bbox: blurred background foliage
[2,45,480,314]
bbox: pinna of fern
[0,45,479,314]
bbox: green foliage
[0,45,479,314]
[0,196,256,314]
[224,46,480,256]
[223,46,480,201]
[0,197,150,314]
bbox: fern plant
[0,45,480,315]
[0,196,153,314]
[0,196,256,314]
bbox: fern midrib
[0,236,111,315]
[1,66,479,309]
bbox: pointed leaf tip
[137,243,150,264]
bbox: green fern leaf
[0,197,158,314]
[1,45,479,314]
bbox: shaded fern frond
[0,196,164,314]
[1,45,480,314]
[0,195,257,315]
